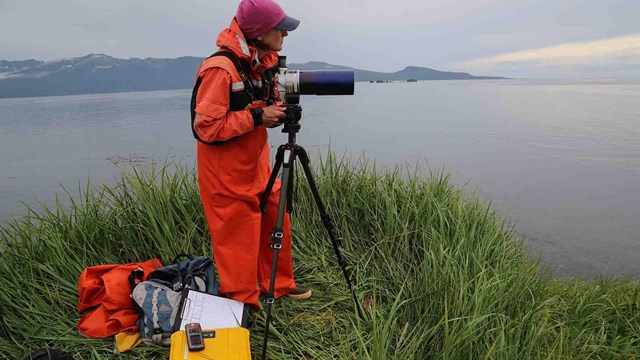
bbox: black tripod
[258,103,363,360]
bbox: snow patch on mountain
[0,73,19,80]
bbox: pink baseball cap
[236,0,300,39]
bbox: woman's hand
[261,105,287,127]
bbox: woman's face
[257,29,288,52]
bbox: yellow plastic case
[169,327,252,360]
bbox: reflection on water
[1,80,639,278]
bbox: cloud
[455,34,640,78]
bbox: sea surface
[1,80,639,278]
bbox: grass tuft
[1,154,639,359]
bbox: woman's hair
[247,38,269,51]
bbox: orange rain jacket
[193,18,296,307]
[77,258,161,338]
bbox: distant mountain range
[0,54,505,98]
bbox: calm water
[1,80,639,278]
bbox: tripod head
[281,94,303,137]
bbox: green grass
[1,153,639,359]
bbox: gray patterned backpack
[131,255,218,346]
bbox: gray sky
[1,0,639,78]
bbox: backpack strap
[171,253,194,264]
[211,51,257,102]
[151,333,173,347]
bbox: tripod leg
[261,147,295,360]
[260,144,285,212]
[287,154,295,213]
[295,146,365,319]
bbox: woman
[191,0,310,309]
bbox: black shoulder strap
[208,51,255,100]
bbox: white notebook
[175,289,246,330]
